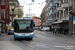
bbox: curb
[0,33,8,37]
[45,31,75,39]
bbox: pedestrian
[61,28,63,34]
[5,27,7,33]
[53,28,55,34]
[3,28,5,33]
[55,28,57,34]
[57,27,60,34]
[66,28,69,35]
[63,28,66,35]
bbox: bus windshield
[14,20,33,33]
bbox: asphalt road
[0,30,75,50]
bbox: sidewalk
[0,41,23,50]
[46,31,75,39]
[0,33,8,37]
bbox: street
[0,30,75,50]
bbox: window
[70,0,75,8]
[64,0,68,3]
[1,9,5,19]
[1,0,5,5]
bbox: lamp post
[29,4,30,17]
[25,3,33,17]
[28,3,32,17]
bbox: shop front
[0,20,5,34]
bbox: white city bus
[14,18,34,40]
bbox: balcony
[50,6,53,9]
[52,12,56,15]
[57,7,63,11]
[48,18,53,20]
[54,10,59,13]
[51,4,56,7]
[61,3,69,8]
[50,0,53,2]
[54,0,59,4]
[61,16,69,21]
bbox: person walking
[5,27,7,33]
[66,28,69,35]
[63,28,66,35]
[57,27,60,34]
[53,28,55,34]
[55,28,57,34]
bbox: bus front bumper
[14,35,34,38]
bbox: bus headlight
[30,33,33,35]
[14,33,18,35]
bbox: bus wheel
[14,38,17,40]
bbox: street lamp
[25,3,34,17]
[28,3,33,17]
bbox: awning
[53,21,62,24]
[0,20,5,23]
[51,20,69,25]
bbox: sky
[18,0,46,17]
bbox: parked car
[40,27,50,31]
[8,29,14,35]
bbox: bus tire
[14,38,17,40]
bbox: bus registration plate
[22,37,25,38]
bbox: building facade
[46,0,73,34]
[9,0,23,26]
[1,0,10,24]
[69,0,75,34]
[0,0,10,33]
[33,17,40,28]
[40,6,46,26]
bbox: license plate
[22,37,25,38]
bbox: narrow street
[0,30,75,50]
